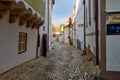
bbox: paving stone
[0,41,102,80]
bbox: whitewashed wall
[75,0,80,13]
[39,0,48,56]
[48,0,53,50]
[42,0,53,51]
[79,27,84,50]
[64,27,69,44]
[106,0,120,71]
[73,22,77,47]
[0,12,37,74]
[106,0,120,12]
[75,0,84,50]
[85,0,96,55]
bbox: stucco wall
[106,0,120,71]
[75,0,84,50]
[85,0,96,55]
[73,22,77,47]
[78,27,84,50]
[64,27,69,44]
[48,0,53,50]
[75,0,81,12]
[0,12,37,74]
[39,0,53,54]
[39,0,48,56]
[106,36,120,71]
[106,0,120,12]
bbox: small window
[18,32,27,54]
[43,26,45,31]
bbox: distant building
[63,23,69,44]
[63,14,75,45]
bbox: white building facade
[84,0,120,79]
[0,0,46,74]
[74,0,84,50]
[63,25,69,44]
[75,0,120,79]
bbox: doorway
[42,34,47,57]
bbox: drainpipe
[83,0,86,53]
[47,0,50,51]
[95,0,99,65]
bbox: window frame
[43,26,45,31]
[18,32,27,54]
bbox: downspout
[47,0,50,51]
[95,0,99,65]
[83,0,86,53]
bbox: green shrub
[25,0,45,17]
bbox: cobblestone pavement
[0,42,102,80]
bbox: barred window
[18,32,27,54]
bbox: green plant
[25,0,45,17]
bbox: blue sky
[52,0,75,26]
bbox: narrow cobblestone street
[0,42,101,80]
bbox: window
[43,26,45,31]
[18,32,27,54]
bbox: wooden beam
[32,17,41,29]
[0,1,16,19]
[19,8,33,25]
[26,13,38,28]
[0,1,16,10]
[9,1,26,23]
[0,9,7,19]
[40,19,45,25]
[30,16,41,29]
[36,19,45,29]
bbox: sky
[52,0,75,26]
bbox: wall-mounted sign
[107,24,120,35]
[108,14,120,24]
